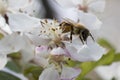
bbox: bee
[59,18,94,44]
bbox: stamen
[45,19,48,23]
[51,28,55,31]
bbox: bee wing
[62,18,85,28]
[62,18,77,25]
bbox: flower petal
[26,33,50,46]
[35,46,49,57]
[33,56,49,68]
[66,38,106,62]
[7,13,40,33]
[7,0,30,9]
[78,11,102,30]
[0,33,35,62]
[55,0,76,8]
[61,65,81,80]
[88,0,105,13]
[39,66,60,80]
[61,8,79,21]
[34,46,49,67]
[0,54,7,70]
[8,0,44,17]
[50,47,66,55]
[20,34,35,62]
[0,33,26,54]
[95,62,120,80]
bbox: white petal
[39,67,60,80]
[55,0,83,8]
[20,35,35,62]
[0,33,35,62]
[78,43,106,61]
[34,46,49,67]
[8,0,44,17]
[61,8,79,22]
[61,65,81,80]
[7,13,40,32]
[66,45,79,60]
[33,56,49,68]
[35,46,49,57]
[78,11,102,30]
[95,62,120,80]
[0,54,7,70]
[0,33,26,54]
[55,0,76,8]
[19,0,44,17]
[26,33,50,46]
[50,47,66,55]
[8,0,30,9]
[88,0,105,13]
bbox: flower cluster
[0,0,106,80]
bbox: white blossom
[0,33,35,69]
[55,0,105,13]
[0,0,44,17]
[39,65,81,80]
[95,62,120,80]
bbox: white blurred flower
[94,1,120,80]
[39,65,81,80]
[0,0,44,17]
[55,0,105,13]
[95,62,120,80]
[0,33,35,69]
[0,0,43,35]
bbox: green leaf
[98,39,115,51]
[0,71,20,80]
[113,53,120,62]
[96,50,115,66]
[8,52,21,59]
[0,33,4,39]
[24,65,43,80]
[66,59,81,67]
[76,50,115,80]
[6,61,22,73]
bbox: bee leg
[70,31,72,43]
[79,35,84,44]
[70,26,73,43]
[89,33,95,42]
